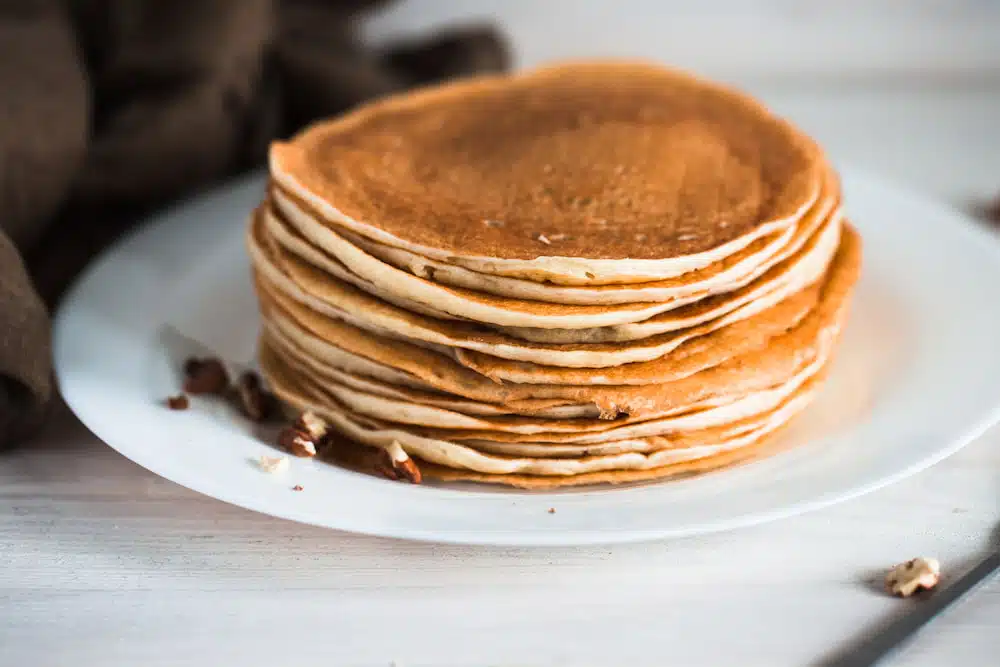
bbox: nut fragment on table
[886,557,941,597]
[376,440,422,484]
[236,371,272,422]
[256,455,288,474]
[182,357,230,395]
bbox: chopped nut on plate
[292,484,304,492]
[166,394,189,410]
[278,428,318,458]
[886,557,941,597]
[277,411,333,458]
[182,357,230,395]
[256,455,288,474]
[375,440,422,484]
[295,411,329,441]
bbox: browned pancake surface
[272,61,823,261]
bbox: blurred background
[368,0,1000,80]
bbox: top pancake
[271,61,825,284]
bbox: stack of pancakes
[248,62,862,489]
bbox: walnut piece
[256,455,288,474]
[278,428,318,458]
[376,440,422,484]
[886,557,941,597]
[183,357,230,395]
[166,394,189,410]
[295,411,329,441]
[277,411,334,458]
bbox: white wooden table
[3,54,1000,667]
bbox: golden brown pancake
[263,321,826,439]
[262,339,821,477]
[255,226,860,418]
[250,208,835,368]
[260,344,816,475]
[269,172,838,308]
[270,61,825,284]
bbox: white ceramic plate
[54,169,1000,546]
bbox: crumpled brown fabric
[0,0,508,448]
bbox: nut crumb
[292,484,304,492]
[677,233,697,241]
[548,507,556,514]
[279,428,318,458]
[295,411,329,441]
[256,455,288,474]
[886,557,941,597]
[166,394,189,410]
[483,219,504,228]
[279,411,334,458]
[549,233,568,242]
[183,357,230,395]
[375,441,422,484]
[535,233,551,245]
[634,233,647,242]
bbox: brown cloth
[0,0,508,448]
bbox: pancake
[256,226,860,418]
[259,235,818,377]
[412,430,796,489]
[270,61,824,284]
[252,210,824,368]
[270,339,830,454]
[320,424,801,489]
[496,207,841,344]
[270,167,838,306]
[455,226,855,385]
[263,323,601,419]
[272,183,831,311]
[261,339,820,477]
[410,355,830,446]
[263,199,709,330]
[263,305,746,420]
[422,375,823,456]
[263,330,825,437]
[262,297,748,420]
